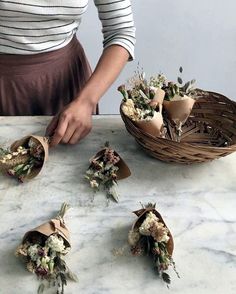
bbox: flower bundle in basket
[15,203,77,294]
[162,67,197,138]
[128,203,179,286]
[118,67,198,140]
[0,135,48,182]
[118,71,166,137]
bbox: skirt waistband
[0,35,82,75]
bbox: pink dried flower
[38,248,46,257]
[35,266,49,278]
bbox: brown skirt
[0,35,93,116]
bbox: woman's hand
[46,44,130,147]
[46,98,94,147]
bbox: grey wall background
[78,0,236,114]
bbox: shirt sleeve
[94,0,136,61]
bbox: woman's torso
[0,0,89,54]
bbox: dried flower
[85,143,121,203]
[129,204,179,286]
[118,68,165,122]
[45,235,66,253]
[15,203,77,294]
[0,136,47,183]
[163,67,197,101]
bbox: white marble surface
[0,115,235,294]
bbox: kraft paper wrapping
[132,206,174,256]
[23,218,70,248]
[91,147,131,180]
[163,95,195,125]
[149,88,165,109]
[10,135,49,180]
[135,111,164,138]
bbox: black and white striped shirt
[0,0,136,58]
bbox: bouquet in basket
[118,67,198,140]
[162,67,197,137]
[118,71,166,137]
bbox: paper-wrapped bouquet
[0,135,48,182]
[85,142,131,202]
[119,67,198,141]
[128,203,179,286]
[118,71,166,137]
[15,203,77,294]
[162,67,197,137]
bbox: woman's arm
[46,44,129,146]
[46,0,135,146]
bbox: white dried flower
[5,154,12,160]
[122,99,141,121]
[28,244,39,261]
[12,152,19,156]
[159,233,170,243]
[90,180,99,189]
[139,212,159,236]
[46,235,65,253]
[17,146,23,152]
[128,230,141,246]
[139,212,170,243]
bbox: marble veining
[0,115,235,294]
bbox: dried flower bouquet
[163,67,197,138]
[128,203,179,286]
[85,142,131,203]
[119,67,198,140]
[15,203,77,294]
[0,135,48,182]
[118,71,166,137]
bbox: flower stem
[57,203,69,219]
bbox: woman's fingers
[68,126,91,145]
[46,98,93,147]
[50,115,69,147]
[45,115,59,137]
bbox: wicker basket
[120,90,236,164]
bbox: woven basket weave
[120,90,236,164]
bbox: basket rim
[119,91,236,152]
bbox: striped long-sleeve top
[0,0,136,59]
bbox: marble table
[0,115,235,294]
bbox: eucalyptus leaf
[66,269,79,282]
[177,77,183,84]
[162,272,171,285]
[37,283,45,294]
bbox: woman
[0,0,136,146]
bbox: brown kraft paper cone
[163,95,195,125]
[23,217,71,248]
[132,206,174,256]
[149,88,165,109]
[135,111,164,138]
[10,135,49,180]
[90,148,131,180]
